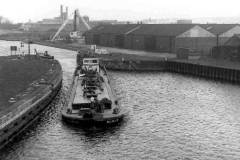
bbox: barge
[61,53,128,126]
[0,55,62,149]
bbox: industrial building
[225,34,240,46]
[84,23,240,55]
[200,24,240,44]
[210,34,240,60]
[21,5,91,35]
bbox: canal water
[1,41,240,159]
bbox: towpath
[101,46,176,59]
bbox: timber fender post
[101,57,240,84]
[166,60,240,84]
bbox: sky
[0,0,240,23]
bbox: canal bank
[0,55,62,149]
[33,40,240,84]
[2,41,240,160]
[34,41,80,51]
[167,59,240,83]
[103,58,240,83]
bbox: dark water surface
[1,41,240,159]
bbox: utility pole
[28,41,30,55]
[216,34,219,48]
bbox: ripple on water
[1,42,240,159]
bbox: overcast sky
[1,0,240,23]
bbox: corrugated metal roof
[85,24,240,36]
[200,24,239,35]
[85,24,139,34]
[86,24,195,36]
[129,24,196,36]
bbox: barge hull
[62,113,124,126]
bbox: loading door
[115,35,125,48]
[144,36,156,51]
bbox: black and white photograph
[1,0,240,159]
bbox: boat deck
[62,67,129,124]
[73,71,111,105]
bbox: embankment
[34,41,80,51]
[166,59,240,83]
[20,40,240,84]
[0,55,62,149]
[103,58,240,83]
[102,59,166,71]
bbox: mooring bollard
[213,67,216,80]
[237,70,240,83]
[216,68,219,80]
[234,70,237,83]
[191,64,195,75]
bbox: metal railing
[0,98,33,128]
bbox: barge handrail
[102,64,117,101]
[64,73,77,106]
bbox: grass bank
[0,56,53,111]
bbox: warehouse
[126,24,197,52]
[212,34,240,60]
[175,25,216,54]
[85,24,205,53]
[224,34,240,46]
[201,24,240,45]
[84,24,139,47]
[84,23,240,55]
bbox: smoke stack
[73,10,77,31]
[66,7,68,19]
[60,5,63,17]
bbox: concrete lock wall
[175,37,217,55]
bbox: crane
[51,9,91,41]
[69,9,91,39]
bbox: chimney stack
[60,5,63,22]
[66,7,68,19]
[73,10,77,31]
[60,5,64,23]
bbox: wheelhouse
[82,58,100,73]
